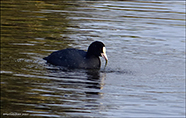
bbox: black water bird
[43,41,108,69]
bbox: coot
[43,41,108,69]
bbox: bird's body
[43,41,108,69]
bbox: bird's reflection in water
[81,69,106,110]
[44,67,106,112]
[45,66,106,98]
[85,69,105,93]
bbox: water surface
[1,0,185,117]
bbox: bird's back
[44,48,87,68]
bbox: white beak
[101,47,108,61]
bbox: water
[1,0,185,117]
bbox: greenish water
[1,0,185,117]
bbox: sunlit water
[1,0,185,117]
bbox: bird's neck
[86,52,96,58]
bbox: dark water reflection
[1,0,185,117]
[2,68,105,117]
[36,69,104,117]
